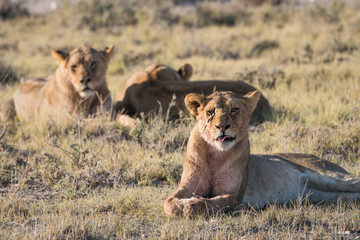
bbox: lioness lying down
[1,45,114,121]
[114,64,271,125]
[164,91,360,217]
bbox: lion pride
[164,91,360,217]
[1,45,114,121]
[114,64,271,125]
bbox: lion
[1,45,114,121]
[114,64,271,126]
[164,90,360,217]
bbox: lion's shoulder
[18,78,46,94]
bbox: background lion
[1,45,114,121]
[114,63,271,126]
[164,90,360,217]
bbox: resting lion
[1,45,114,121]
[113,64,271,126]
[164,90,360,217]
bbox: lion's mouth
[217,135,235,142]
[81,86,93,92]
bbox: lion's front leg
[182,194,239,217]
[164,155,212,217]
[164,189,195,216]
[164,181,211,217]
[181,197,208,216]
[165,196,207,217]
[164,197,187,216]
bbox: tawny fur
[1,45,114,121]
[113,64,271,126]
[164,91,360,217]
[116,63,193,103]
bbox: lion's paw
[179,197,206,217]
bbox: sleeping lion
[164,90,360,217]
[114,64,271,126]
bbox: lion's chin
[79,89,96,99]
[213,140,236,151]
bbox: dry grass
[0,0,360,239]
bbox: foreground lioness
[114,64,271,125]
[1,45,114,121]
[164,91,360,217]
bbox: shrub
[78,0,138,32]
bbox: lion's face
[52,45,114,99]
[185,91,261,151]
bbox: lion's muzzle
[215,123,230,132]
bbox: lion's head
[185,90,261,151]
[145,63,193,82]
[122,63,193,89]
[51,44,114,99]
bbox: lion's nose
[80,77,91,85]
[215,124,230,132]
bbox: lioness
[114,63,193,126]
[164,91,360,217]
[1,45,114,121]
[114,64,271,125]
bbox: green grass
[1,0,360,239]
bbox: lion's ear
[185,93,205,117]
[51,50,68,66]
[178,63,193,81]
[241,90,261,115]
[101,45,115,62]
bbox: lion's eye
[231,108,239,113]
[71,65,77,73]
[91,62,97,70]
[207,109,214,116]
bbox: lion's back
[274,153,349,175]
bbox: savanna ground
[1,0,360,239]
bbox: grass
[1,0,360,238]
